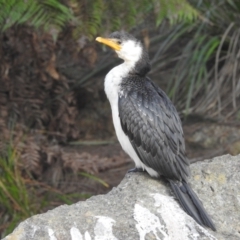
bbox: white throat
[116,40,142,65]
[104,40,143,127]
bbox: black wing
[119,77,190,181]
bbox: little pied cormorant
[96,31,216,231]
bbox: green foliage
[0,143,34,236]
[71,0,199,39]
[0,0,199,39]
[0,139,108,237]
[153,0,240,118]
[71,0,105,39]
[0,0,73,32]
[155,0,198,26]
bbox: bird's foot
[128,167,145,173]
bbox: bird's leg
[128,167,145,173]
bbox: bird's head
[96,31,150,76]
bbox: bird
[96,31,216,231]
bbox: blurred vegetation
[0,0,238,120]
[151,0,240,119]
[0,0,198,38]
[0,142,34,235]
[0,138,107,236]
[70,0,198,39]
[0,0,73,33]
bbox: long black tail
[169,180,216,231]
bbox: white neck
[104,39,143,127]
[104,62,131,105]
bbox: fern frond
[154,0,199,26]
[70,0,199,39]
[0,0,199,37]
[0,0,73,32]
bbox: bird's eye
[117,40,122,45]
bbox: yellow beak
[96,37,121,51]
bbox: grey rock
[3,154,240,240]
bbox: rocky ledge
[3,154,240,240]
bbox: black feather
[119,76,189,181]
[169,180,216,231]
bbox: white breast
[104,64,158,178]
